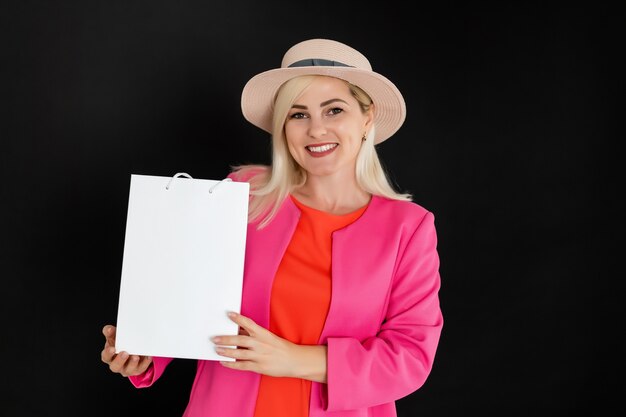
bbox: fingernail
[227,311,237,318]
[211,336,221,343]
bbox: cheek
[284,124,301,145]
[336,118,363,136]
[285,125,308,148]
[337,125,360,145]
[286,143,300,161]
[284,133,302,161]
[284,133,296,151]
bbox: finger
[122,355,152,376]
[102,325,116,346]
[212,335,253,349]
[124,355,150,377]
[101,345,117,364]
[227,312,260,335]
[137,355,153,371]
[220,359,254,372]
[109,351,130,374]
[120,354,141,376]
[215,346,253,361]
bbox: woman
[101,38,444,417]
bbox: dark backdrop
[1,2,621,416]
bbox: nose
[307,115,327,139]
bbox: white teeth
[307,143,338,153]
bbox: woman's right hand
[101,325,153,377]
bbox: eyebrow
[291,98,349,109]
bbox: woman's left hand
[212,312,326,382]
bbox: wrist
[290,344,328,383]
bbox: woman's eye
[328,107,343,115]
[289,112,306,119]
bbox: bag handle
[165,172,232,193]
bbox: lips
[305,143,338,157]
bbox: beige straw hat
[240,38,406,144]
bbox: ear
[363,103,375,131]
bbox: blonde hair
[232,75,412,229]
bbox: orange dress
[253,195,368,417]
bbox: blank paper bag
[115,173,249,361]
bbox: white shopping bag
[115,172,249,361]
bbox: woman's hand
[212,312,327,383]
[100,325,153,377]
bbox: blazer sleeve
[128,357,174,388]
[323,211,444,411]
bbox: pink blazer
[129,191,444,417]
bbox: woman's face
[284,76,373,179]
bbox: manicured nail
[211,336,221,343]
[227,311,237,318]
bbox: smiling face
[284,76,374,180]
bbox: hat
[241,38,406,144]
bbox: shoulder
[372,196,433,224]
[367,196,438,242]
[368,197,439,258]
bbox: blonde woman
[102,38,444,417]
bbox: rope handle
[165,172,232,193]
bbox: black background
[1,2,622,416]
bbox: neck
[292,172,371,215]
